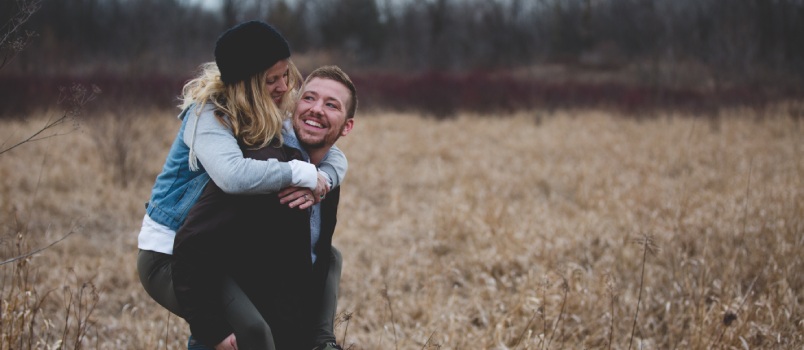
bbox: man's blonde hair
[180,60,303,148]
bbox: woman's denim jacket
[145,107,209,231]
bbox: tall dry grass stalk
[1,103,802,348]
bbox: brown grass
[1,104,802,349]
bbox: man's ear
[340,118,354,137]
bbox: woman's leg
[137,249,184,316]
[220,275,277,350]
[139,249,275,350]
[139,250,217,350]
[311,246,343,346]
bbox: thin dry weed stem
[628,234,659,350]
[0,113,73,157]
[513,298,540,349]
[0,0,41,70]
[0,84,97,157]
[1,237,98,350]
[0,230,75,266]
[605,272,618,350]
[163,309,171,350]
[546,276,568,349]
[540,276,549,349]
[336,311,353,348]
[381,284,398,350]
[711,275,758,348]
[740,158,753,238]
[421,330,439,349]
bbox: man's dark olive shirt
[172,142,340,348]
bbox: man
[172,65,357,350]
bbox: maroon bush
[0,74,186,117]
[351,70,795,118]
[1,71,798,118]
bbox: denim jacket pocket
[147,172,210,231]
[174,173,211,226]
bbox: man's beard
[294,122,345,150]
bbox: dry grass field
[1,105,802,349]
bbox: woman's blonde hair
[179,59,303,148]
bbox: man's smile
[303,119,324,128]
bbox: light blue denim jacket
[145,107,210,231]
[145,104,347,231]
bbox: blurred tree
[266,0,309,52]
[545,0,593,59]
[316,0,385,63]
[14,0,221,75]
[221,0,241,28]
[0,0,801,91]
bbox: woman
[137,21,345,350]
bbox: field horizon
[1,105,802,349]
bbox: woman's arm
[184,104,318,194]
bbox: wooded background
[2,0,803,115]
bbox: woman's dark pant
[138,247,342,349]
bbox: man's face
[292,77,354,150]
[264,59,290,105]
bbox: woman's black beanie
[214,21,290,85]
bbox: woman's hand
[279,187,316,209]
[215,333,237,350]
[313,173,330,202]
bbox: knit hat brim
[214,21,291,85]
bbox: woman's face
[264,59,290,105]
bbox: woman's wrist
[288,159,318,190]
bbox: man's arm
[318,145,348,189]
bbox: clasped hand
[279,173,330,210]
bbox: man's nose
[310,100,324,114]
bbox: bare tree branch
[0,0,41,71]
[0,230,75,266]
[0,113,71,156]
[0,83,99,157]
[0,1,97,262]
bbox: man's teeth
[305,120,323,128]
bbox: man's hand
[279,187,316,209]
[215,333,237,350]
